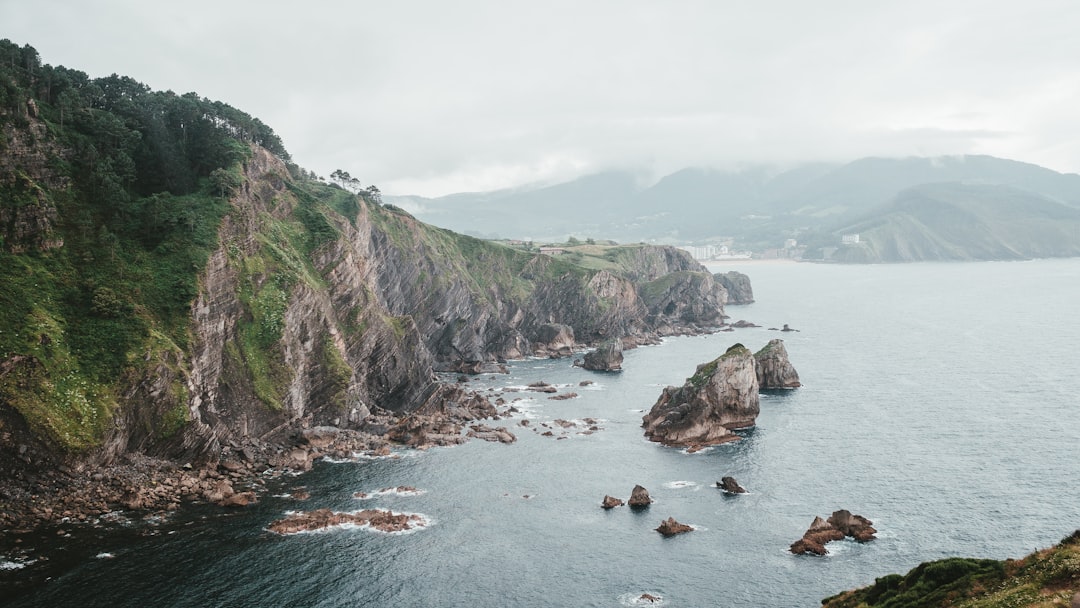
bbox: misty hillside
[823,182,1080,263]
[390,156,1080,257]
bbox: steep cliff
[714,270,754,304]
[0,44,731,482]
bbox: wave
[0,558,36,571]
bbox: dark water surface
[3,259,1079,607]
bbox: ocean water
[3,259,1079,607]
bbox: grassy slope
[822,530,1080,608]
[831,183,1080,262]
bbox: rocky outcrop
[638,271,729,332]
[656,517,693,536]
[790,510,877,555]
[714,271,754,304]
[754,339,801,389]
[581,339,623,371]
[533,323,576,357]
[628,485,653,508]
[717,476,747,494]
[642,344,760,448]
[601,495,624,509]
[268,508,426,535]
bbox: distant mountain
[819,182,1080,262]
[389,156,1080,258]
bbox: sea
[3,258,1079,607]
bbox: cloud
[5,0,1080,196]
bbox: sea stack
[642,344,760,448]
[754,339,801,389]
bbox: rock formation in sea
[656,517,693,536]
[628,485,653,508]
[753,339,801,389]
[601,495,624,509]
[714,270,754,304]
[268,508,425,535]
[581,339,624,371]
[790,510,877,555]
[642,344,760,448]
[717,476,747,494]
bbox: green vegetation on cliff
[822,530,1080,608]
[0,40,728,458]
[0,40,289,448]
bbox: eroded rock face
[754,339,801,389]
[790,510,877,555]
[581,339,623,371]
[714,271,754,304]
[642,344,760,448]
[533,323,576,357]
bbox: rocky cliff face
[714,271,754,304]
[3,142,732,471]
[642,343,759,447]
[754,339,801,389]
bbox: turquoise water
[4,259,1079,607]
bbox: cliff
[0,42,731,490]
[714,271,754,304]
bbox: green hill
[823,183,1080,263]
[822,530,1080,608]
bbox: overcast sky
[4,1,1080,196]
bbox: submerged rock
[642,344,759,448]
[656,517,693,536]
[754,339,801,389]
[581,339,624,372]
[628,485,653,508]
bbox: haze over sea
[5,259,1079,607]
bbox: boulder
[642,344,759,447]
[730,320,759,328]
[717,476,747,494]
[300,426,341,449]
[534,323,576,357]
[656,517,693,536]
[628,485,653,508]
[753,339,801,389]
[219,491,257,508]
[581,339,623,372]
[601,495,624,509]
